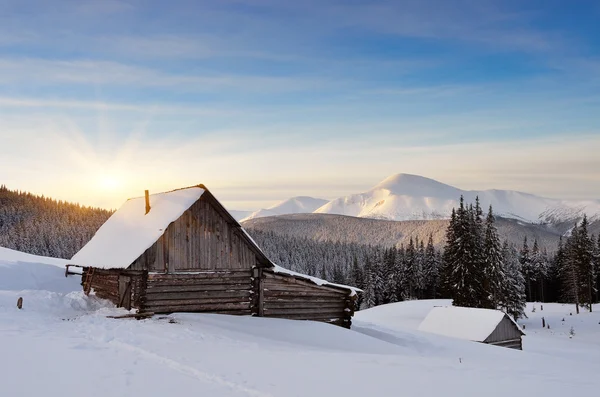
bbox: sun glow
[98,172,124,191]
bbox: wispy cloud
[0,58,334,93]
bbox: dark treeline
[0,185,112,258]
[247,229,443,310]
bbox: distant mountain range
[234,173,600,226]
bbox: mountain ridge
[238,173,600,225]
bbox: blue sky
[0,0,599,209]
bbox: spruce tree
[519,237,533,302]
[405,237,417,299]
[595,234,600,302]
[443,196,484,308]
[483,205,504,309]
[423,234,440,299]
[500,241,527,320]
[562,226,581,314]
[575,215,595,311]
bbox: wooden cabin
[418,306,525,350]
[67,185,357,328]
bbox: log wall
[82,268,146,310]
[83,268,119,304]
[261,270,355,328]
[141,270,255,315]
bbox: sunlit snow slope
[241,196,328,222]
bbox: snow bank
[418,306,521,342]
[71,187,204,269]
[0,247,77,293]
[0,247,68,268]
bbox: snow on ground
[2,250,600,396]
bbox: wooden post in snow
[145,190,151,215]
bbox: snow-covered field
[1,248,599,397]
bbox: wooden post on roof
[145,190,151,215]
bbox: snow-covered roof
[418,306,523,342]
[272,264,361,297]
[71,187,205,269]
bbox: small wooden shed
[67,185,357,327]
[418,306,525,350]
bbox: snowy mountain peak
[372,173,462,198]
[314,173,600,223]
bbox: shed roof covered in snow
[71,187,206,269]
[418,306,524,345]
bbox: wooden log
[143,302,251,313]
[264,301,347,310]
[146,278,253,287]
[263,307,346,316]
[263,281,347,295]
[263,311,344,320]
[145,290,252,301]
[148,270,252,278]
[145,284,252,294]
[264,272,350,295]
[264,289,346,299]
[144,297,252,307]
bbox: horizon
[1,1,599,210]
[3,171,600,212]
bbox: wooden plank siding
[261,270,355,328]
[129,194,263,272]
[484,316,524,350]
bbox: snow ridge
[241,196,328,222]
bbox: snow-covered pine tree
[483,205,504,309]
[443,196,484,308]
[574,215,595,311]
[562,225,581,314]
[519,237,534,302]
[440,208,457,298]
[383,248,398,304]
[405,237,417,299]
[363,256,377,309]
[423,234,440,299]
[415,239,426,299]
[595,234,600,302]
[393,244,407,301]
[500,240,527,320]
[530,239,549,302]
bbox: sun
[98,173,123,191]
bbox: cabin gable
[129,193,266,272]
[484,315,524,349]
